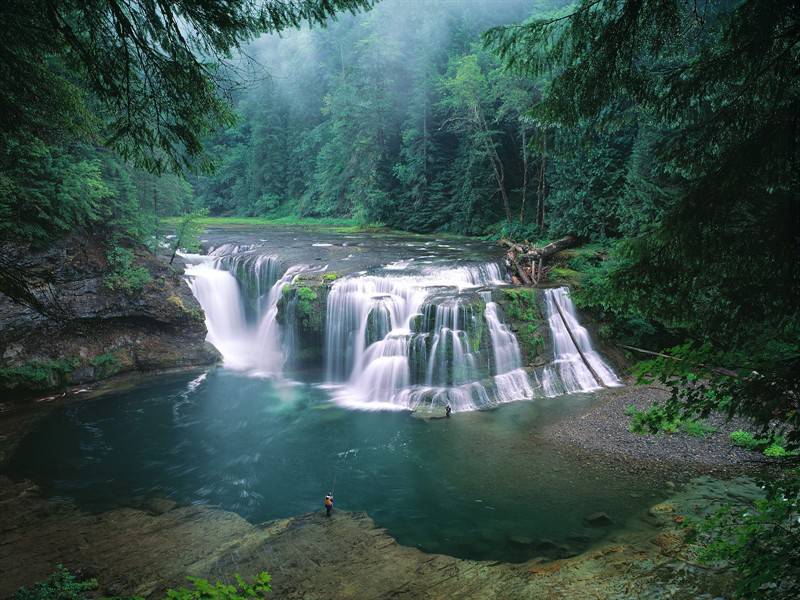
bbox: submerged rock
[144,498,178,515]
[584,512,614,527]
[410,405,448,420]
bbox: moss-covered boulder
[496,287,548,367]
[276,273,331,369]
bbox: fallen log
[521,235,577,259]
[552,292,605,387]
[500,235,577,285]
[620,344,740,379]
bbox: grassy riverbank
[160,215,374,232]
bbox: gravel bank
[540,385,770,472]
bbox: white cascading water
[184,246,321,374]
[540,287,621,395]
[185,261,251,368]
[324,263,536,412]
[480,291,534,403]
[182,242,622,408]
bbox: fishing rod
[329,447,357,496]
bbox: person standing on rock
[445,405,452,418]
[324,493,334,517]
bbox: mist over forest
[192,0,557,234]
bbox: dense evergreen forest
[1,1,798,596]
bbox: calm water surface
[6,369,665,562]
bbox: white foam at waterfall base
[324,262,534,412]
[540,287,622,395]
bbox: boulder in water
[411,405,448,420]
[144,498,177,515]
[509,535,533,546]
[584,512,613,527]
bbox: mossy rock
[89,352,125,379]
[0,358,80,393]
[277,278,330,370]
[496,287,547,366]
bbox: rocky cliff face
[0,236,219,399]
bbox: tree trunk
[519,125,528,223]
[536,131,548,230]
[521,234,577,260]
[476,105,512,222]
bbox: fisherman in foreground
[324,493,334,517]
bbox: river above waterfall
[196,225,503,276]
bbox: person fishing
[445,404,452,418]
[324,493,334,517]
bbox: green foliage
[625,404,680,434]
[160,216,361,230]
[14,566,271,600]
[516,323,544,360]
[290,286,324,331]
[502,288,537,321]
[104,246,151,293]
[0,359,79,391]
[484,221,543,243]
[624,405,716,438]
[730,430,759,451]
[729,431,798,458]
[1,0,373,307]
[90,353,118,369]
[567,246,663,348]
[13,564,97,600]
[0,0,372,174]
[633,341,800,449]
[487,0,800,446]
[169,208,209,264]
[762,444,788,459]
[680,420,718,439]
[500,288,542,359]
[689,469,800,599]
[90,353,122,378]
[165,572,272,600]
[189,1,541,234]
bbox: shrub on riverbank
[624,405,717,438]
[13,566,272,600]
[688,468,800,599]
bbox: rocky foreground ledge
[0,474,753,599]
[0,236,219,401]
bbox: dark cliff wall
[0,236,219,399]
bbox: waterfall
[540,287,621,395]
[182,241,621,407]
[480,291,534,403]
[184,247,320,375]
[185,261,251,368]
[325,263,534,412]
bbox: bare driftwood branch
[500,235,576,285]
